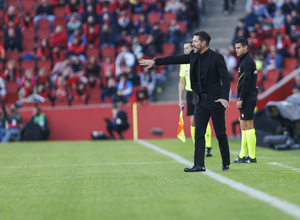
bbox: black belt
[201,93,208,98]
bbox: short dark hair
[184,41,193,46]
[193,31,211,46]
[234,38,249,47]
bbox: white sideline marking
[268,162,300,173]
[137,139,300,220]
[0,161,169,169]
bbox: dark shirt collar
[200,48,210,57]
[239,51,249,61]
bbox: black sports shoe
[206,148,212,157]
[222,165,230,171]
[184,164,206,172]
[246,156,257,163]
[232,156,247,163]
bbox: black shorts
[186,91,195,116]
[239,101,256,120]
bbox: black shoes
[184,164,206,172]
[232,156,247,163]
[246,156,257,163]
[206,148,212,157]
[233,156,257,163]
[222,165,230,171]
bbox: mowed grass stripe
[137,139,300,220]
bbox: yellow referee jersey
[179,64,192,91]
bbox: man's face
[183,43,193,54]
[192,36,204,53]
[235,43,247,57]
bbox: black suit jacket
[155,49,230,107]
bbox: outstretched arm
[138,59,155,70]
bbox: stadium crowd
[226,0,300,99]
[0,0,200,106]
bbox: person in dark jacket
[105,101,129,140]
[232,38,258,164]
[139,31,231,172]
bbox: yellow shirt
[179,64,192,91]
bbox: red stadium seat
[132,13,142,25]
[147,12,161,25]
[37,18,51,30]
[54,7,65,19]
[53,18,66,28]
[163,12,177,25]
[6,51,19,62]
[162,43,175,56]
[21,60,36,72]
[266,69,280,82]
[101,46,116,59]
[282,57,298,70]
[37,60,52,73]
[138,34,148,46]
[86,48,99,60]
[177,21,187,35]
[37,29,52,39]
[22,29,35,40]
[22,39,36,51]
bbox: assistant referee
[233,38,257,163]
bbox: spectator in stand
[281,0,296,15]
[0,43,5,62]
[51,56,74,82]
[71,55,84,75]
[105,101,129,140]
[0,77,7,100]
[232,18,250,45]
[83,15,99,36]
[82,4,99,24]
[20,11,34,31]
[86,26,100,48]
[292,74,300,93]
[73,80,89,104]
[130,0,147,14]
[34,0,55,30]
[177,3,189,24]
[50,25,68,48]
[101,77,117,103]
[224,0,236,15]
[116,10,133,35]
[99,23,115,48]
[264,0,278,18]
[274,30,292,57]
[124,66,140,86]
[36,68,51,101]
[85,56,101,88]
[133,14,151,35]
[52,47,67,62]
[99,6,115,27]
[115,56,127,78]
[252,0,265,17]
[167,19,182,51]
[131,35,144,58]
[115,73,133,103]
[263,46,283,79]
[37,38,52,60]
[260,42,270,59]
[115,45,136,69]
[273,9,285,29]
[1,103,22,143]
[254,21,268,40]
[248,31,262,54]
[143,34,158,57]
[66,14,82,36]
[68,37,86,62]
[18,69,37,104]
[164,0,182,13]
[30,106,50,140]
[140,66,157,102]
[289,25,300,61]
[224,49,237,81]
[65,0,83,20]
[101,55,115,79]
[244,7,258,32]
[2,60,20,82]
[4,27,22,52]
[150,22,164,54]
[4,6,19,29]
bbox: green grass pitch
[0,138,299,220]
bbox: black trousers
[194,98,230,167]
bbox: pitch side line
[137,139,300,220]
[0,161,170,169]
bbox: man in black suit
[139,31,231,172]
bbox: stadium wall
[18,101,240,141]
